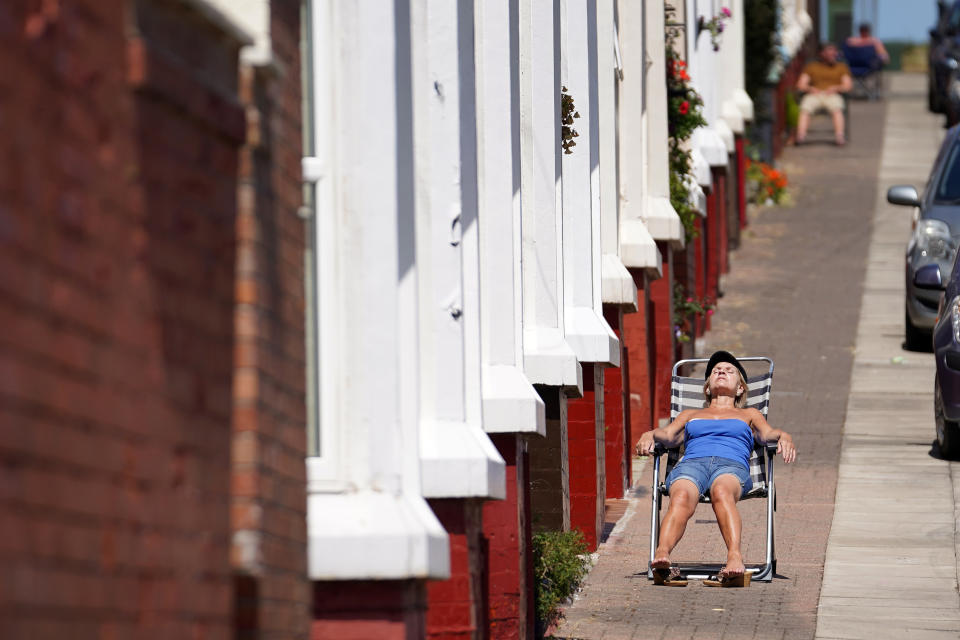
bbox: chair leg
[648,456,662,579]
[753,455,777,582]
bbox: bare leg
[709,475,745,576]
[796,110,811,143]
[832,108,846,144]
[652,479,699,567]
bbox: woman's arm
[796,72,813,93]
[747,408,797,463]
[635,410,692,456]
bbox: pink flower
[686,297,693,303]
[706,309,714,316]
[721,7,731,17]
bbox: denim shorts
[665,456,752,499]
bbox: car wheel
[930,79,943,113]
[905,308,929,351]
[935,380,960,459]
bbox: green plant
[785,91,799,132]
[561,86,580,154]
[665,21,707,241]
[532,530,590,631]
[673,282,714,343]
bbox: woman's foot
[723,551,745,577]
[650,549,671,570]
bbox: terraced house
[0,0,817,638]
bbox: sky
[820,0,939,43]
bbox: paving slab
[814,73,960,639]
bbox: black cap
[705,350,747,382]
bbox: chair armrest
[652,443,666,457]
[764,442,778,454]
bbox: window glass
[936,141,960,202]
[950,4,960,32]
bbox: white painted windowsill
[306,484,450,580]
[620,219,663,277]
[643,196,685,248]
[600,253,639,311]
[482,365,546,436]
[691,127,728,168]
[523,328,583,396]
[721,99,745,135]
[733,89,754,122]
[420,421,506,500]
[565,306,620,367]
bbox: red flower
[678,100,690,115]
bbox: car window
[950,4,960,32]
[936,142,960,202]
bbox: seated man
[796,42,853,146]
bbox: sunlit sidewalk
[813,72,960,640]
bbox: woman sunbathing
[635,350,796,586]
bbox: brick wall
[602,308,629,499]
[426,499,484,640]
[649,244,675,426]
[231,2,310,638]
[566,366,604,550]
[0,1,248,637]
[483,434,534,640]
[624,271,656,450]
[313,580,427,640]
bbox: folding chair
[842,43,883,101]
[646,357,779,582]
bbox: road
[554,73,960,640]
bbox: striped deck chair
[647,357,778,582]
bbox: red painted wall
[313,581,427,640]
[649,243,674,427]
[624,271,655,464]
[567,366,605,550]
[602,308,629,499]
[426,500,484,640]
[483,434,534,640]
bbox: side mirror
[887,185,921,207]
[915,263,945,290]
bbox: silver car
[888,125,960,350]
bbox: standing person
[635,351,797,587]
[845,23,889,64]
[796,42,853,146]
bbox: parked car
[887,125,960,350]
[929,0,960,122]
[913,261,960,457]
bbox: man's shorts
[799,92,844,114]
[665,456,752,499]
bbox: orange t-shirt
[802,61,851,91]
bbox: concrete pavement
[554,73,957,639]
[814,74,960,640]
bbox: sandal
[703,567,751,588]
[652,566,688,587]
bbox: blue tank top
[683,418,753,470]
